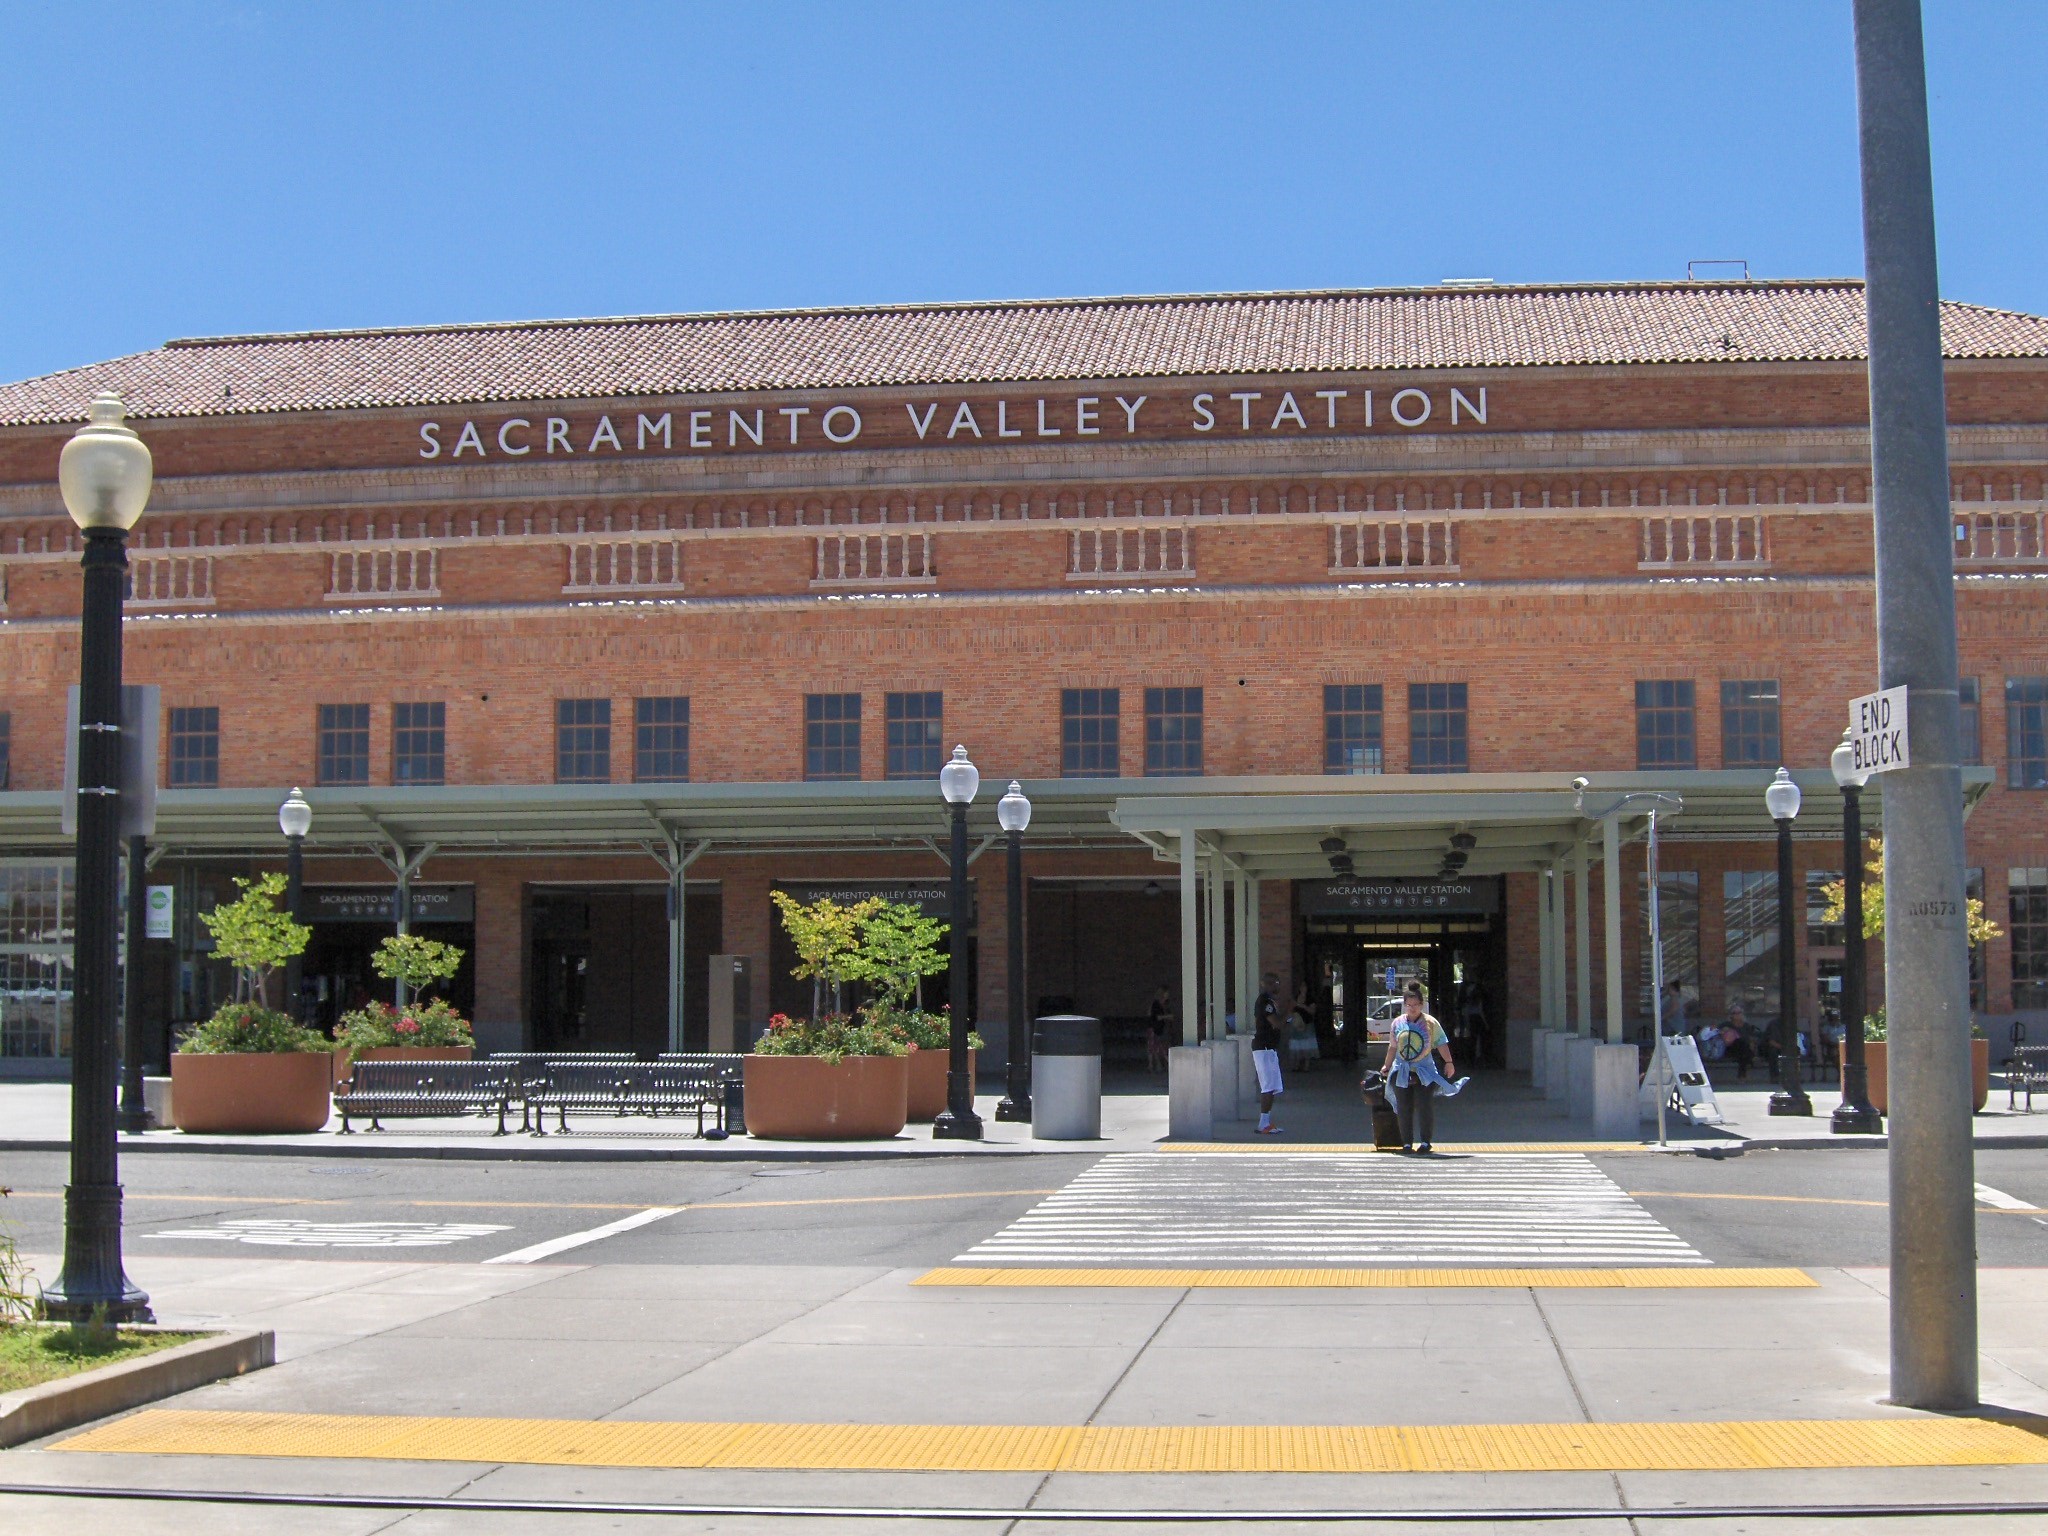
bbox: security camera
[1571,776,1590,792]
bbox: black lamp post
[279,788,312,1021]
[1766,767,1814,1117]
[45,393,153,1324]
[1830,732,1883,1133]
[994,779,1032,1123]
[933,745,983,1140]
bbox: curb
[0,1327,273,1449]
[0,1137,1065,1164]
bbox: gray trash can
[1031,1014,1102,1140]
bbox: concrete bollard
[1543,1030,1574,1103]
[1566,1035,1600,1121]
[1529,1027,1553,1088]
[1168,1046,1214,1140]
[1591,1043,1640,1141]
[1508,1019,1535,1073]
[1208,1038,1242,1122]
[1238,1035,1259,1117]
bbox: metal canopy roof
[0,768,1991,870]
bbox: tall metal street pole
[1854,0,1978,1409]
[934,747,983,1140]
[46,395,154,1323]
[994,781,1032,1123]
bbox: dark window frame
[1143,686,1204,777]
[804,692,862,782]
[0,710,9,790]
[2007,676,2048,790]
[316,703,371,787]
[554,698,612,784]
[2013,867,2048,1010]
[1959,676,1982,768]
[391,701,445,786]
[1061,688,1121,778]
[1635,680,1697,769]
[884,691,944,781]
[1408,682,1469,774]
[167,705,221,788]
[1721,678,1782,768]
[1323,684,1385,775]
[634,696,690,783]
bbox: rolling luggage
[1360,1072,1403,1150]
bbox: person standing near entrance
[1146,985,1171,1072]
[1251,972,1284,1134]
[1378,982,1460,1154]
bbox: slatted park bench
[334,1060,524,1135]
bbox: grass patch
[0,1322,205,1394]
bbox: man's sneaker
[1255,1124,1282,1135]
[1416,1142,1433,1155]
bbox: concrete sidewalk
[6,1239,2047,1532]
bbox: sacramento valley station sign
[414,382,1494,462]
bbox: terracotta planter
[1852,1038,1990,1115]
[742,1053,909,1140]
[905,1046,978,1121]
[171,1052,334,1134]
[332,1044,474,1091]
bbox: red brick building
[1,280,2044,1075]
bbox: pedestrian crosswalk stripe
[914,1267,1816,1288]
[953,1152,1704,1268]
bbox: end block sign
[1849,685,1911,777]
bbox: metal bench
[525,1060,726,1136]
[2007,1041,2048,1112]
[335,1060,522,1135]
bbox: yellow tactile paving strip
[56,1409,2048,1473]
[1162,1142,1651,1153]
[914,1266,1816,1289]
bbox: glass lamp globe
[1830,729,1864,790]
[1764,766,1802,822]
[58,393,153,533]
[939,745,979,805]
[997,780,1032,833]
[278,787,313,840]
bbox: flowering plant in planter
[752,1011,906,1064]
[873,1005,983,1053]
[177,1000,331,1055]
[181,876,324,1053]
[335,997,475,1051]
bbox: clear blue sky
[3,1,2043,384]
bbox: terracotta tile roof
[3,279,2046,426]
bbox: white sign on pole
[145,885,175,940]
[1848,684,1911,777]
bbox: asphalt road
[4,1146,2047,1270]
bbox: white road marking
[957,1152,1705,1267]
[483,1206,682,1265]
[146,1220,510,1249]
[1974,1182,2040,1212]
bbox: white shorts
[1253,1048,1283,1096]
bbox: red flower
[395,1017,421,1035]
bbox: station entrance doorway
[1299,878,1506,1069]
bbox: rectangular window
[1409,682,1468,774]
[1721,679,1781,768]
[0,711,8,789]
[2007,677,2048,789]
[166,706,220,788]
[1723,870,1782,1022]
[1061,688,1120,778]
[555,698,611,784]
[2013,868,2048,1011]
[1959,676,1982,767]
[634,696,690,783]
[804,692,861,781]
[316,703,371,786]
[1635,680,1696,769]
[1638,870,1701,1014]
[884,691,943,780]
[1806,869,1844,948]
[1324,685,1384,775]
[1144,687,1203,777]
[391,701,445,786]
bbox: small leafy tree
[771,892,882,1022]
[198,874,310,1007]
[847,901,951,1013]
[1821,838,2003,946]
[373,933,464,1008]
